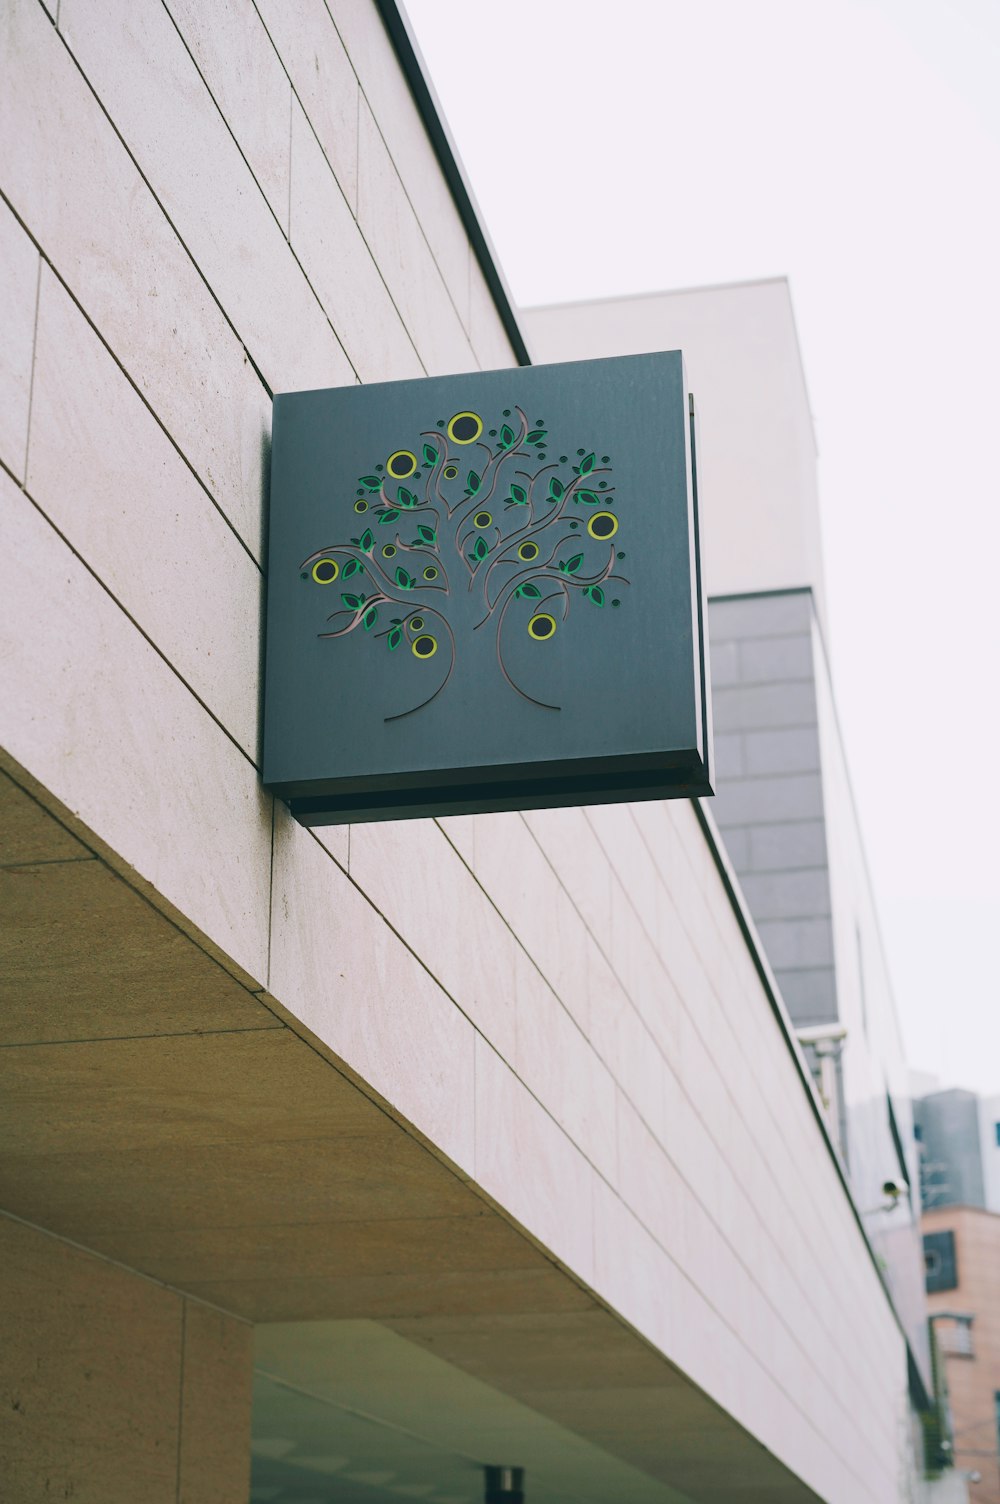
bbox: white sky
[406,0,1000,1094]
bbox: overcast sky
[407,0,1000,1095]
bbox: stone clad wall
[1,3,908,1500]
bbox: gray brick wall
[708,590,838,1027]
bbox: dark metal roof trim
[374,0,532,368]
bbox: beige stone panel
[0,195,37,481]
[512,951,618,1184]
[586,943,668,1143]
[474,1035,594,1286]
[586,801,662,940]
[0,859,275,1045]
[255,0,359,212]
[357,98,477,377]
[614,1091,690,1272]
[0,1030,400,1156]
[28,267,262,759]
[522,803,614,956]
[269,813,476,1175]
[348,815,516,1065]
[0,471,273,983]
[469,248,519,372]
[111,1209,544,1287]
[59,0,354,394]
[0,1212,183,1504]
[473,811,592,1033]
[435,812,474,866]
[306,811,350,871]
[178,1300,253,1504]
[289,98,423,384]
[165,0,291,232]
[0,0,270,557]
[326,0,471,328]
[0,769,89,864]
[187,1262,590,1324]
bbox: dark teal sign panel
[263,353,713,823]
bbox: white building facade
[0,3,945,1501]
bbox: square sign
[263,352,713,823]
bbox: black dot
[599,481,608,489]
[569,520,578,529]
[602,455,610,463]
[503,409,511,417]
[376,464,384,472]
[300,572,308,580]
[356,489,363,496]
[560,455,568,463]
[437,420,445,428]
[577,448,585,456]
[535,418,544,426]
[489,429,497,437]
[451,414,478,442]
[617,551,626,560]
[612,599,621,608]
[538,452,546,460]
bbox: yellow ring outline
[447,411,483,445]
[587,511,618,540]
[517,540,539,562]
[528,613,557,641]
[473,511,492,529]
[411,634,438,659]
[423,566,439,580]
[443,464,459,479]
[386,449,417,479]
[354,499,369,513]
[381,544,397,558]
[311,558,339,584]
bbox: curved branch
[384,607,457,723]
[494,588,560,713]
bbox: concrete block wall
[1,3,912,1500]
[708,590,838,1026]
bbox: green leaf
[378,509,400,524]
[588,585,605,606]
[473,536,489,562]
[548,476,564,502]
[394,567,411,589]
[509,483,527,505]
[418,524,437,544]
[359,529,374,551]
[565,553,584,574]
[397,487,415,508]
[359,474,381,491]
[342,559,360,579]
[422,443,438,467]
[577,490,600,506]
[580,452,595,474]
[363,606,378,630]
[526,429,546,446]
[520,581,541,598]
[388,626,402,651]
[499,423,515,448]
[341,592,362,610]
[467,471,481,494]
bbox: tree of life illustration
[299,404,630,720]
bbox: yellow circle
[423,566,439,580]
[311,558,339,584]
[412,634,438,659]
[517,540,539,562]
[528,613,557,642]
[381,544,397,558]
[443,464,459,479]
[386,449,417,479]
[409,616,425,632]
[447,412,483,445]
[354,499,369,513]
[473,511,492,529]
[587,511,618,540]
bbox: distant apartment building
[916,1089,1000,1214]
[923,1205,1000,1504]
